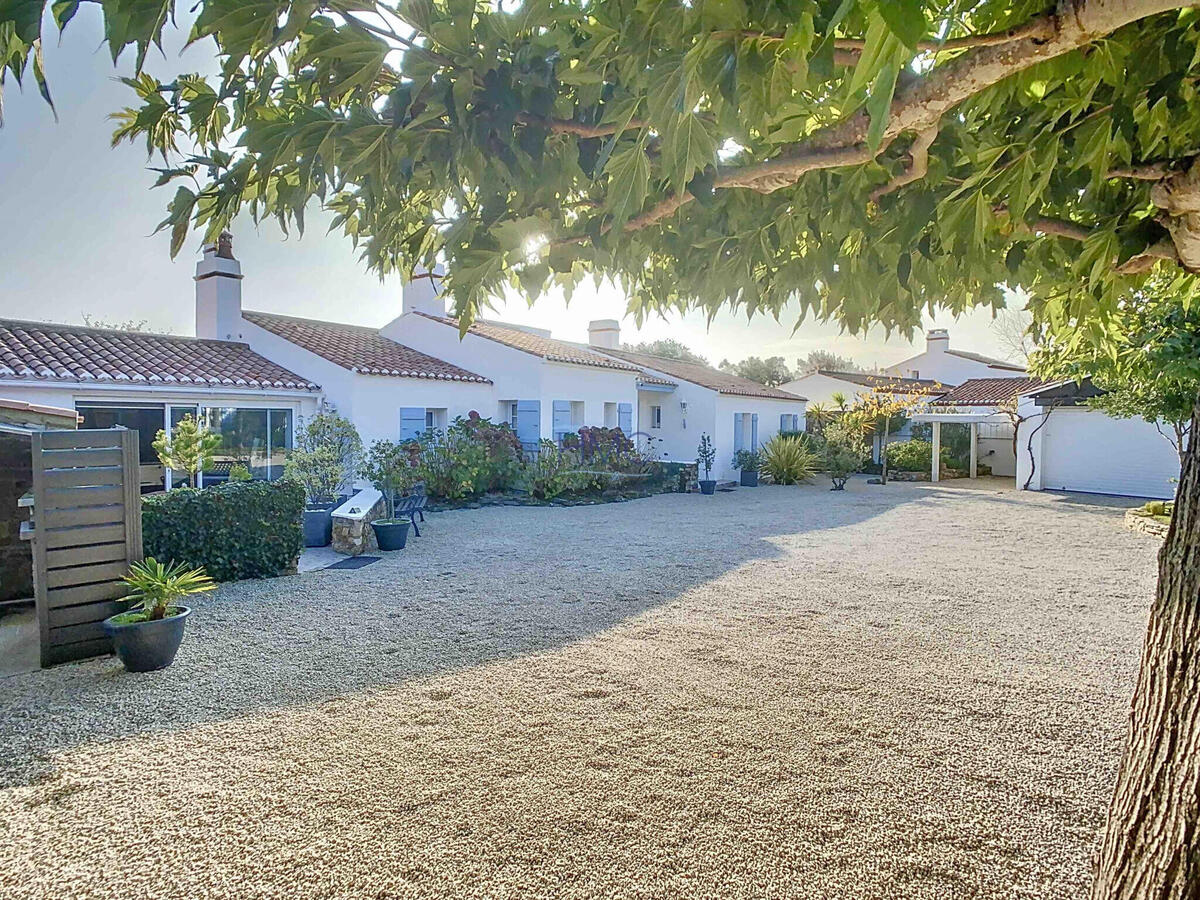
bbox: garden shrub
[417,432,488,500]
[452,412,523,492]
[759,434,818,484]
[884,439,957,472]
[525,441,585,499]
[142,480,305,582]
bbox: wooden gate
[29,429,142,667]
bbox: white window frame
[650,405,663,429]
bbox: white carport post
[969,422,978,479]
[931,421,941,483]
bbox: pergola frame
[908,411,1009,483]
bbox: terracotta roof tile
[935,377,1052,406]
[245,311,490,383]
[415,313,640,372]
[598,348,806,400]
[0,318,319,391]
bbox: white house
[1,234,804,487]
[590,345,807,482]
[1,241,323,493]
[780,369,945,409]
[882,328,1026,383]
[1016,380,1181,499]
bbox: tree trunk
[881,418,890,485]
[1091,396,1200,899]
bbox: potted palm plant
[102,557,216,672]
[286,407,362,547]
[733,449,761,487]
[697,433,717,494]
[360,440,417,551]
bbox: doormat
[326,556,382,570]
[717,487,736,492]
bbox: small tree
[840,384,925,485]
[152,414,219,487]
[696,434,716,482]
[286,407,363,505]
[823,421,867,492]
[360,440,417,521]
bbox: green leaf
[865,61,899,152]
[605,138,650,227]
[877,0,927,50]
[663,113,717,195]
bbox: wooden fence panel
[31,429,143,667]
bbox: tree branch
[869,125,939,202]
[583,0,1192,240]
[1109,162,1175,180]
[713,17,1056,56]
[514,112,648,138]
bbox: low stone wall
[332,489,386,556]
[1125,509,1170,539]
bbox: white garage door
[1041,408,1180,499]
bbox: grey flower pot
[103,607,191,673]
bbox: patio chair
[394,484,427,536]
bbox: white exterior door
[1039,408,1180,499]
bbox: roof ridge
[0,316,241,346]
[242,309,384,333]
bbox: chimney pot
[402,266,448,317]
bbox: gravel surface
[0,479,1157,899]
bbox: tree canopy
[718,354,794,385]
[1035,272,1200,462]
[623,338,710,365]
[5,0,1200,341]
[797,349,867,374]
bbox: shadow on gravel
[0,480,1044,786]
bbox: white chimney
[588,319,620,349]
[926,328,949,354]
[194,231,244,341]
[402,266,447,317]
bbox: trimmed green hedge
[142,480,305,582]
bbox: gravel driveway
[0,479,1157,899]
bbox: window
[77,402,167,490]
[603,402,618,428]
[203,408,293,483]
[426,408,447,430]
[650,405,662,429]
[910,369,920,378]
[500,401,519,429]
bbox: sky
[0,7,1024,372]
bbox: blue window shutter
[780,413,788,433]
[793,414,801,431]
[515,400,540,446]
[618,402,632,434]
[751,413,759,450]
[734,414,744,453]
[400,407,426,441]
[552,400,572,437]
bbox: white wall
[882,340,1020,385]
[779,372,857,407]
[713,394,808,481]
[381,312,639,441]
[637,378,717,465]
[1017,402,1181,499]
